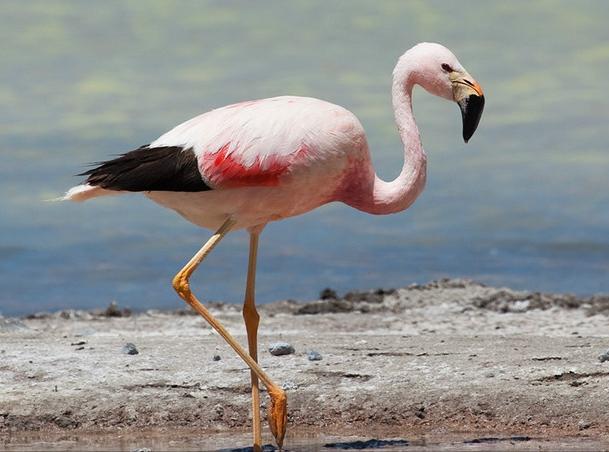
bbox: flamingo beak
[451,73,485,143]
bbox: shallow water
[2,430,606,451]
[1,1,609,315]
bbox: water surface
[1,1,608,315]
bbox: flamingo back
[150,96,366,189]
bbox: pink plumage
[63,43,484,450]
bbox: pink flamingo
[64,43,484,450]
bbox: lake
[1,1,608,315]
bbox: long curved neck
[346,66,427,215]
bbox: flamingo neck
[346,68,427,215]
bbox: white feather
[62,184,116,202]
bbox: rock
[343,288,396,304]
[297,287,396,315]
[281,380,299,390]
[25,311,52,319]
[578,419,591,430]
[57,310,93,320]
[320,288,338,300]
[104,301,132,318]
[213,404,224,419]
[122,343,139,355]
[132,448,152,452]
[414,406,426,419]
[268,342,295,356]
[212,354,221,361]
[307,351,322,361]
[598,349,609,363]
[53,414,78,428]
[296,299,353,315]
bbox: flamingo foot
[267,387,287,449]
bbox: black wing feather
[80,145,211,192]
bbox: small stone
[484,371,495,378]
[212,354,221,361]
[598,349,609,363]
[307,351,322,361]
[105,301,132,317]
[54,415,76,428]
[578,419,591,430]
[320,288,338,300]
[213,404,224,419]
[122,343,139,355]
[268,342,295,356]
[132,448,152,452]
[281,380,299,390]
[414,406,426,419]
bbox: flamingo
[63,42,484,450]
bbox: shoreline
[5,277,609,320]
[2,279,609,449]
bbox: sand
[1,279,609,450]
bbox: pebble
[122,343,139,355]
[281,380,299,390]
[132,448,152,452]
[105,301,132,318]
[578,419,592,430]
[320,288,338,300]
[213,354,221,361]
[598,349,609,363]
[307,351,322,361]
[53,414,76,428]
[268,342,295,356]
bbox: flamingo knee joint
[172,273,191,298]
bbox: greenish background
[1,1,608,315]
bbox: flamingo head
[399,42,485,143]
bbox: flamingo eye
[441,63,453,72]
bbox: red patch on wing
[202,143,309,188]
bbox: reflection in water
[1,1,608,315]
[2,430,604,451]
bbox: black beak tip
[459,94,485,143]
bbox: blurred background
[1,0,608,315]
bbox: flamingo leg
[243,230,262,451]
[171,217,287,449]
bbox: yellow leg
[243,231,262,451]
[171,218,287,449]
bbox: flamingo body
[148,96,369,230]
[70,96,369,230]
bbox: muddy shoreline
[2,279,609,449]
